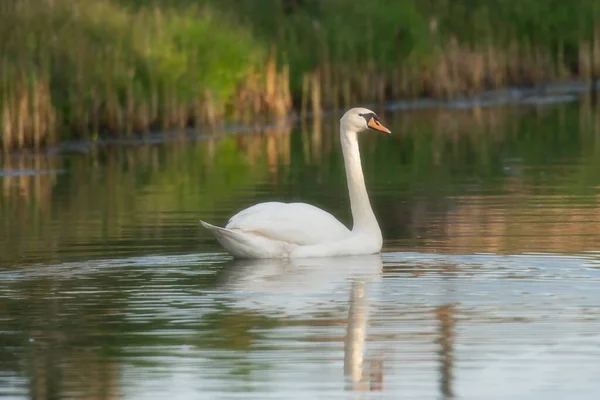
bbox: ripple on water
[2,251,600,399]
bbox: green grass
[0,0,286,150]
[2,0,600,150]
[208,0,600,93]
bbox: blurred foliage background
[2,0,600,149]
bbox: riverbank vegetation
[2,0,600,150]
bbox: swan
[200,107,391,258]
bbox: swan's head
[340,107,391,134]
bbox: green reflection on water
[2,102,600,266]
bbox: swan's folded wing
[226,202,351,245]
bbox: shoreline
[0,79,594,158]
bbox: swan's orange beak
[367,116,391,134]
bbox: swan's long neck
[341,128,381,235]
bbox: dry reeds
[231,49,292,124]
[3,0,600,151]
[297,35,591,113]
[1,74,56,152]
[0,0,291,151]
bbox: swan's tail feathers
[199,220,221,232]
[200,220,256,258]
[200,220,239,241]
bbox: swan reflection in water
[217,254,385,391]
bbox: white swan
[200,107,391,258]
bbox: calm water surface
[1,102,600,399]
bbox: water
[2,101,600,399]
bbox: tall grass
[209,0,600,107]
[0,0,290,151]
[3,0,600,150]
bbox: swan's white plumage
[226,202,351,245]
[201,107,390,259]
